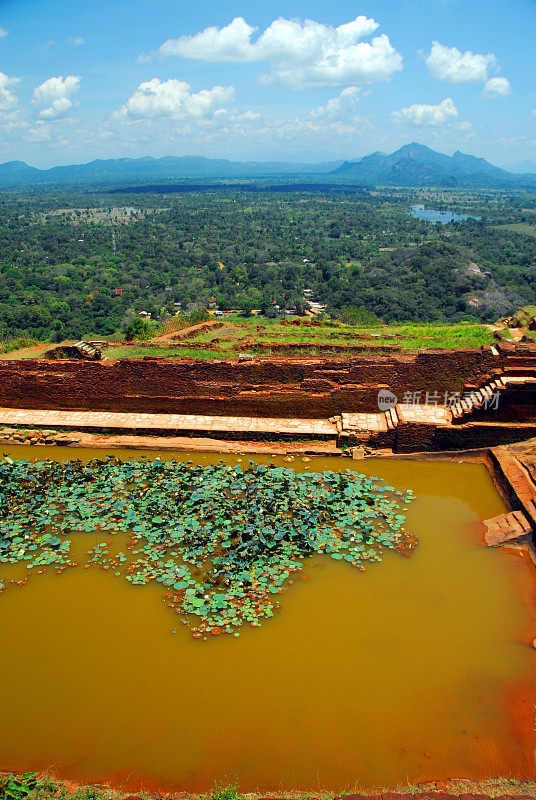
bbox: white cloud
[156,15,402,88]
[160,17,257,62]
[310,86,361,120]
[483,76,511,98]
[0,71,20,112]
[426,41,497,84]
[263,32,402,89]
[117,78,235,120]
[392,97,460,126]
[32,75,80,119]
[0,27,8,38]
[68,36,84,46]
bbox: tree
[124,318,155,341]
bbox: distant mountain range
[333,143,536,188]
[1,143,536,189]
[0,155,342,188]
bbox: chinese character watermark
[378,387,501,410]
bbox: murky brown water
[0,445,535,792]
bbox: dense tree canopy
[0,185,535,340]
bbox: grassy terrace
[103,317,496,360]
[0,318,498,361]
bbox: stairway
[74,341,106,361]
[450,354,536,421]
[483,509,533,546]
[450,374,506,420]
[385,407,399,430]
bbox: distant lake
[410,204,481,224]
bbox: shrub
[1,336,39,354]
[335,306,380,326]
[124,319,156,341]
[210,783,240,800]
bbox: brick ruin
[0,342,535,452]
[0,344,525,415]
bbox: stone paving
[396,404,453,425]
[0,407,339,437]
[0,403,457,442]
[341,412,389,432]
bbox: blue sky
[0,0,534,167]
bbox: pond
[410,205,481,224]
[0,445,535,793]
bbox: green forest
[1,184,536,341]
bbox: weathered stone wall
[432,422,536,451]
[0,346,521,418]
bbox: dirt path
[148,319,228,342]
[0,343,49,360]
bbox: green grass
[493,222,536,237]
[0,319,496,361]
[192,319,494,350]
[1,336,40,354]
[0,338,48,360]
[103,320,495,359]
[106,345,225,360]
[367,322,494,349]
[209,784,241,800]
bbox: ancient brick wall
[433,422,536,451]
[0,346,523,418]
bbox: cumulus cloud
[392,97,460,126]
[0,71,20,112]
[156,15,402,88]
[310,86,361,120]
[117,78,235,120]
[425,41,497,83]
[483,76,511,98]
[68,36,84,45]
[160,17,258,62]
[32,75,80,119]
[0,27,8,38]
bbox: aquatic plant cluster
[0,456,415,638]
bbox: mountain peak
[332,142,532,186]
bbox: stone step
[468,391,484,407]
[502,365,536,376]
[490,449,536,524]
[385,407,398,430]
[502,375,536,386]
[396,404,452,425]
[483,510,533,546]
[340,413,389,433]
[514,343,536,353]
